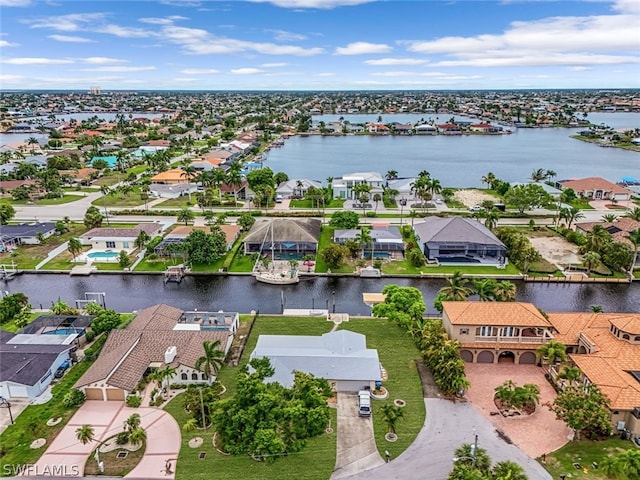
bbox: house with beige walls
[79,223,162,252]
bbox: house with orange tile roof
[75,304,238,401]
[441,301,555,365]
[150,168,194,184]
[559,177,633,201]
[547,312,640,436]
[575,217,640,265]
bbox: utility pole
[199,386,206,429]
[472,431,478,467]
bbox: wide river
[4,273,639,316]
[266,112,640,188]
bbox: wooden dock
[164,264,188,284]
[0,263,18,280]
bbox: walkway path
[331,392,384,479]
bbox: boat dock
[164,264,188,283]
[0,263,18,280]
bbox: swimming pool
[43,327,85,336]
[88,251,118,259]
[438,256,481,263]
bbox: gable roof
[413,216,505,247]
[244,218,321,244]
[560,177,631,194]
[75,304,231,392]
[443,301,551,327]
[250,330,381,387]
[81,223,161,240]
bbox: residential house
[0,179,39,194]
[437,123,463,135]
[155,225,241,255]
[151,168,194,184]
[441,301,555,365]
[386,177,418,202]
[511,181,562,199]
[0,163,19,176]
[414,124,437,135]
[0,330,74,399]
[23,155,48,168]
[0,222,56,250]
[413,216,507,265]
[469,123,502,133]
[149,182,198,199]
[191,158,224,171]
[391,123,413,135]
[575,217,640,265]
[559,177,633,202]
[243,218,321,258]
[80,223,162,252]
[59,168,97,186]
[367,123,390,135]
[333,225,404,257]
[547,312,640,437]
[75,304,238,401]
[250,330,382,392]
[276,179,323,199]
[331,172,384,200]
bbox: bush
[126,395,141,408]
[84,333,107,361]
[116,432,130,445]
[84,330,96,343]
[366,211,377,217]
[63,389,86,408]
[373,259,382,269]
[145,253,158,260]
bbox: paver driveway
[331,392,384,479]
[33,401,180,479]
[464,363,572,458]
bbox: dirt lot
[529,236,582,267]
[454,189,500,207]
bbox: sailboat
[254,221,300,285]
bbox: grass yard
[290,199,344,209]
[1,312,42,333]
[314,227,355,274]
[91,187,143,207]
[91,174,122,187]
[165,317,338,480]
[542,438,637,480]
[340,318,425,460]
[228,250,258,273]
[381,259,424,275]
[0,361,92,471]
[9,195,83,206]
[0,223,89,270]
[84,441,146,477]
[154,197,197,208]
[419,263,521,276]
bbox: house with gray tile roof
[243,218,321,257]
[250,330,381,392]
[75,304,238,401]
[413,216,507,265]
[333,225,404,256]
[80,223,163,252]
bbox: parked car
[275,194,283,203]
[54,360,70,379]
[358,390,371,417]
[469,205,483,212]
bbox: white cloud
[1,57,74,65]
[95,24,153,38]
[269,29,307,41]
[162,25,324,56]
[431,52,639,67]
[231,68,264,75]
[568,66,591,71]
[0,74,25,82]
[81,66,157,72]
[261,63,287,67]
[138,16,187,25]
[179,68,220,74]
[364,58,427,66]
[335,42,392,55]
[24,13,107,32]
[173,77,199,82]
[48,34,95,43]
[249,0,375,9]
[316,72,335,77]
[0,40,19,47]
[0,0,31,6]
[82,57,127,64]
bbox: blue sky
[1,0,638,91]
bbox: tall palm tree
[372,193,382,213]
[545,170,557,183]
[536,340,567,367]
[581,251,601,275]
[564,207,585,229]
[67,237,82,262]
[530,168,547,182]
[128,427,147,447]
[195,339,225,384]
[626,228,640,273]
[380,404,404,434]
[483,208,500,231]
[177,207,194,225]
[385,170,398,182]
[225,162,243,207]
[492,461,528,480]
[557,365,581,387]
[481,172,496,189]
[356,228,373,260]
[157,365,177,391]
[123,413,141,434]
[99,185,112,226]
[75,424,95,445]
[471,278,496,301]
[494,281,516,302]
[439,271,473,301]
[624,207,640,222]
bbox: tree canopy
[329,210,360,229]
[372,284,426,329]
[549,383,613,440]
[184,228,227,264]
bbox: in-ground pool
[438,256,482,263]
[366,251,391,259]
[43,327,85,336]
[87,251,118,259]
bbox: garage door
[477,351,494,364]
[519,352,537,364]
[105,389,125,401]
[460,350,473,363]
[8,385,28,398]
[84,388,104,401]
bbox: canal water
[4,274,639,316]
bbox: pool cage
[18,315,95,336]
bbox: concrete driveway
[0,398,30,435]
[33,401,180,479]
[331,392,384,479]
[341,399,552,480]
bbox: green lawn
[290,199,345,209]
[568,199,595,210]
[228,249,258,273]
[314,227,355,274]
[1,312,42,333]
[0,361,93,473]
[91,187,143,207]
[8,195,83,206]
[91,174,123,187]
[154,197,197,208]
[542,438,636,480]
[419,263,521,276]
[381,260,424,275]
[126,164,148,175]
[165,317,338,480]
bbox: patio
[464,363,572,458]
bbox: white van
[275,194,283,203]
[358,390,371,417]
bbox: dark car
[54,360,70,379]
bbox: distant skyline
[1,0,639,91]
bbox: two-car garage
[83,388,126,401]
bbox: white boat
[255,268,299,285]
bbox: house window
[500,327,517,337]
[191,373,198,380]
[122,241,129,249]
[181,373,187,380]
[460,328,469,335]
[106,241,116,249]
[201,373,207,380]
[478,326,493,337]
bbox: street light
[332,290,336,313]
[399,198,407,226]
[0,397,13,424]
[453,431,479,467]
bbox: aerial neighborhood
[0,90,639,480]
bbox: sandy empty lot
[529,236,582,267]
[454,189,500,207]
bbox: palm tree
[99,185,112,226]
[483,208,500,231]
[353,183,372,217]
[583,225,610,254]
[355,228,373,260]
[557,365,581,387]
[67,237,83,262]
[225,161,243,207]
[75,424,94,445]
[177,207,194,225]
[373,193,382,213]
[581,251,601,275]
[134,231,150,250]
[624,207,640,221]
[530,168,547,182]
[195,339,225,384]
[157,365,176,391]
[453,443,492,473]
[601,213,617,222]
[385,170,398,182]
[123,413,141,434]
[472,278,496,301]
[545,170,557,184]
[27,137,39,154]
[564,207,585,229]
[626,228,640,273]
[409,209,418,228]
[492,461,528,480]
[481,172,496,189]
[129,426,147,447]
[380,404,404,434]
[439,271,473,301]
[536,340,567,367]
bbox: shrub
[84,330,96,343]
[145,253,158,260]
[116,432,130,445]
[126,395,141,408]
[373,259,382,269]
[63,389,86,408]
